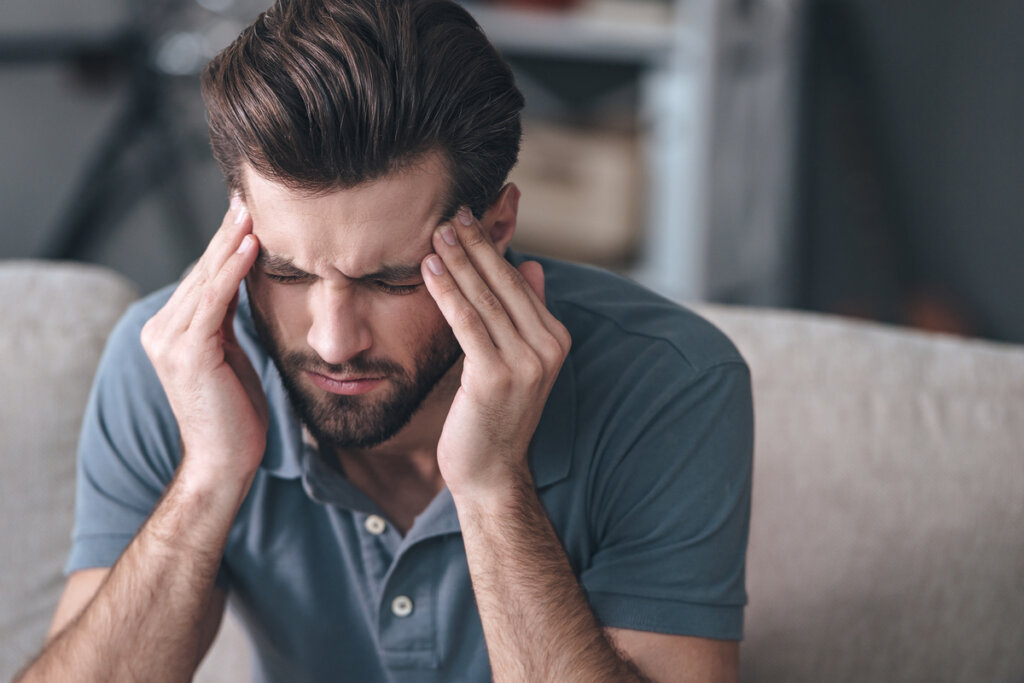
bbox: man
[19,0,752,680]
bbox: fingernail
[230,195,241,211]
[426,254,444,275]
[237,234,253,254]
[457,207,473,226]
[439,225,457,246]
[234,204,248,225]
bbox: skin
[19,153,738,682]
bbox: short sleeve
[64,292,183,576]
[580,361,753,640]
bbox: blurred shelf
[465,2,797,305]
[465,1,719,301]
[466,3,686,63]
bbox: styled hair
[200,0,524,219]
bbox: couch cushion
[0,260,137,679]
[696,304,1024,682]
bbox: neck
[327,358,463,534]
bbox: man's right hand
[140,197,266,489]
[18,198,261,683]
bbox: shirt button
[364,514,387,535]
[391,595,414,618]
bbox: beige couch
[2,260,1022,682]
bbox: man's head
[201,0,524,221]
[241,155,478,451]
[200,0,525,451]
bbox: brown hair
[200,0,523,219]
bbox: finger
[431,224,525,350]
[221,290,268,423]
[518,260,546,305]
[166,197,249,308]
[421,252,504,364]
[168,201,252,332]
[443,212,559,349]
[513,259,571,356]
[221,289,241,346]
[195,196,253,279]
[191,232,260,336]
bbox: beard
[248,293,462,451]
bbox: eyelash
[374,282,420,296]
[264,272,419,296]
[264,273,311,285]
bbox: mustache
[281,351,405,378]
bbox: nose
[306,285,373,365]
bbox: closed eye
[264,272,313,284]
[373,281,420,296]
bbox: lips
[306,371,385,396]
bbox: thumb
[518,260,546,305]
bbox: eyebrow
[256,247,424,282]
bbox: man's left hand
[421,207,571,502]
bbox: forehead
[241,155,450,276]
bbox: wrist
[174,457,255,513]
[178,442,258,491]
[142,462,252,559]
[449,466,535,519]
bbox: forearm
[455,476,649,683]
[18,464,250,683]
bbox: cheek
[248,279,310,342]
[379,292,446,340]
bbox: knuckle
[538,335,563,363]
[454,305,479,328]
[550,321,572,353]
[460,226,486,248]
[436,275,460,295]
[140,320,156,349]
[184,263,209,288]
[141,318,170,358]
[500,264,526,289]
[556,323,572,349]
[199,286,220,312]
[519,354,544,383]
[475,288,503,314]
[447,245,471,270]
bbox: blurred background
[1,0,1021,342]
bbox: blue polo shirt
[67,252,753,682]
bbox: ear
[480,183,520,253]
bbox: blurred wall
[1,0,1022,343]
[0,0,233,293]
[797,0,1024,342]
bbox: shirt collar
[237,280,304,480]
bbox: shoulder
[517,253,746,379]
[520,253,752,493]
[77,283,183,493]
[106,282,178,349]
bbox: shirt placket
[375,488,462,674]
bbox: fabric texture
[694,304,1024,682]
[0,260,138,681]
[67,253,753,682]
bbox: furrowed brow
[361,263,425,283]
[256,247,422,282]
[256,248,309,275]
